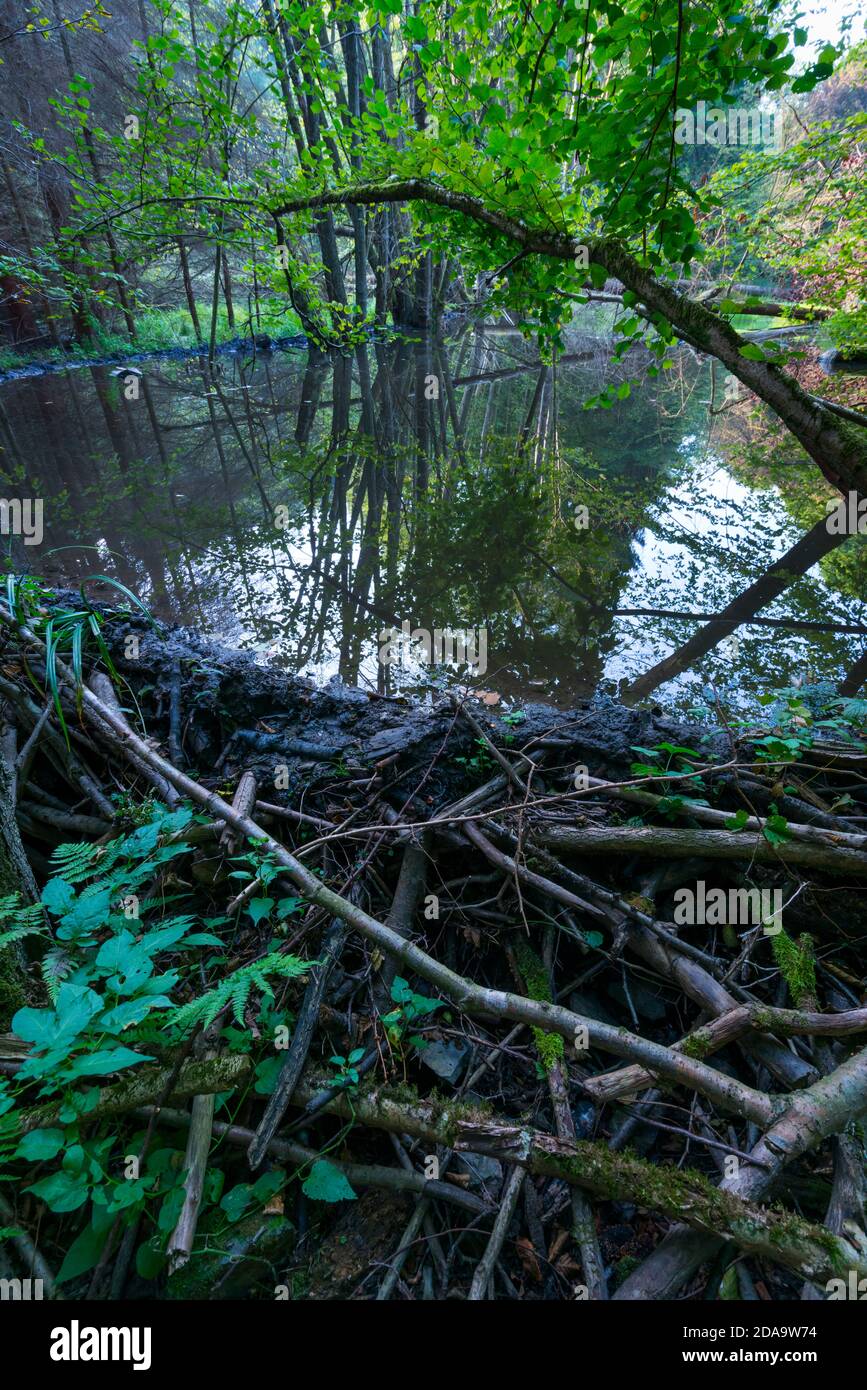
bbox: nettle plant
[0,804,311,1286]
[745,688,867,764]
[628,692,867,844]
[629,741,711,822]
[381,976,444,1051]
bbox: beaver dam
[0,592,865,1303]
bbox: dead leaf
[516,1236,543,1282]
[548,1227,569,1263]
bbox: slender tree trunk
[0,739,39,1028]
[177,238,202,341]
[50,0,136,341]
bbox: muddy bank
[103,609,736,799]
[0,331,310,385]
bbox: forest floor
[1,597,866,1301]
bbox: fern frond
[169,953,311,1033]
[41,948,73,1003]
[49,841,102,884]
[0,894,44,926]
[0,896,45,950]
[0,922,44,950]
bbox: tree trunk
[0,742,39,1028]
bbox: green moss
[0,946,27,1031]
[771,931,816,1007]
[513,939,564,1073]
[537,1137,848,1276]
[167,1211,295,1300]
[680,1032,712,1060]
[612,1254,641,1288]
[346,1074,493,1146]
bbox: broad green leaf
[302,1159,357,1204]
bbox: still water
[0,312,864,711]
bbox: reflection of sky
[607,439,866,705]
[6,331,865,714]
[185,438,865,710]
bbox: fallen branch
[533,823,867,876]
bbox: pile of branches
[1,595,866,1302]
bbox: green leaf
[56,1211,112,1283]
[302,1159,356,1204]
[251,1170,284,1204]
[27,1169,89,1213]
[246,897,274,926]
[276,897,302,921]
[58,887,113,941]
[14,983,102,1049]
[253,1055,283,1095]
[42,878,75,916]
[15,1127,66,1161]
[220,1182,253,1222]
[65,1047,151,1078]
[762,814,792,846]
[80,574,155,626]
[136,1239,167,1280]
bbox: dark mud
[103,606,733,809]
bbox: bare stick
[468,1162,525,1300]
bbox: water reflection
[0,315,864,708]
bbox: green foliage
[301,1158,356,1204]
[219,1169,284,1222]
[0,894,45,951]
[706,48,867,353]
[741,687,867,763]
[227,847,304,931]
[630,742,707,798]
[0,801,313,1273]
[167,951,311,1032]
[2,573,153,746]
[327,1048,366,1089]
[8,804,201,1095]
[381,975,443,1048]
[4,0,842,371]
[455,738,495,776]
[772,930,817,1007]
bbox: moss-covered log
[16,1054,252,1134]
[287,1076,866,1287]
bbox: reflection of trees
[3,322,864,700]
